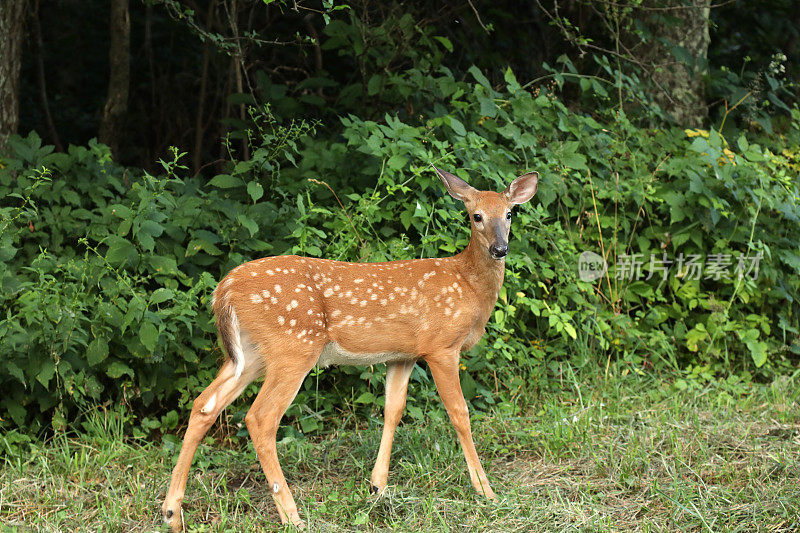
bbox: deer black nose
[489,243,508,259]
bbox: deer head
[433,166,539,260]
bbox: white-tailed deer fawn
[162,167,538,529]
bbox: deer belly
[316,342,414,368]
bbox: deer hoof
[161,500,182,531]
[286,516,307,530]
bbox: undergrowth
[1,368,798,531]
[1,69,799,436]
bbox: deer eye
[472,213,483,223]
[506,212,512,220]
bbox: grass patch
[2,372,799,532]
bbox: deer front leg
[370,360,416,494]
[426,354,497,500]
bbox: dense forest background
[1,0,799,436]
[5,0,799,169]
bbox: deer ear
[504,172,539,205]
[433,166,477,202]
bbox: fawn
[162,167,539,529]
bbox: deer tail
[212,284,245,380]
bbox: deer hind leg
[162,352,262,532]
[427,354,497,500]
[370,360,415,494]
[245,348,319,528]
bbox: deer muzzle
[489,242,508,259]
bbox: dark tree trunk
[193,0,217,175]
[99,0,130,157]
[638,0,711,127]
[0,0,28,150]
[32,0,63,152]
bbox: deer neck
[455,234,506,305]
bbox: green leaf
[233,160,254,177]
[743,148,764,162]
[140,322,159,352]
[148,255,178,276]
[447,116,467,137]
[0,242,18,262]
[563,323,578,340]
[407,404,424,420]
[149,288,174,305]
[137,231,155,252]
[685,324,707,352]
[118,218,132,237]
[737,135,749,151]
[562,152,587,170]
[591,79,608,97]
[367,75,382,95]
[109,204,132,218]
[672,233,690,250]
[468,65,492,89]
[237,214,259,237]
[86,338,109,366]
[2,399,27,427]
[142,417,161,430]
[746,340,768,367]
[399,209,413,230]
[479,96,497,118]
[208,174,241,188]
[106,361,134,379]
[37,360,56,387]
[413,200,426,218]
[387,155,407,170]
[161,410,179,429]
[688,136,710,154]
[460,371,478,399]
[247,181,264,202]
[434,35,453,52]
[354,391,376,404]
[6,362,25,385]
[140,219,164,237]
[300,417,319,433]
[504,67,519,89]
[186,238,223,256]
[106,238,138,266]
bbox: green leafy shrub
[294,66,800,387]
[1,69,799,436]
[0,114,315,433]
